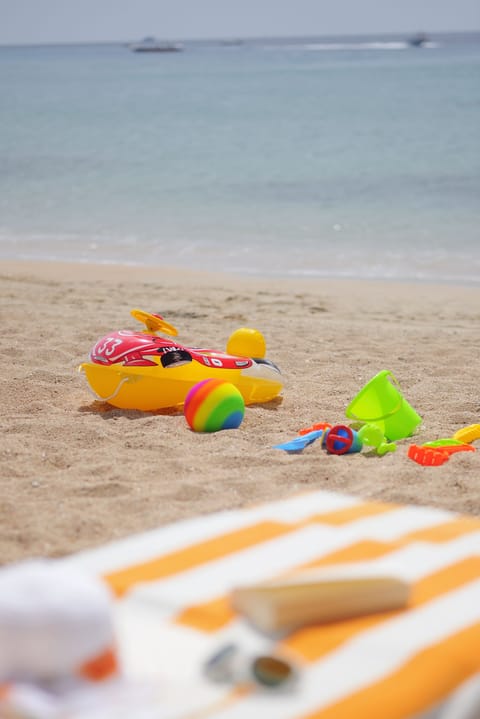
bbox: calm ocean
[1,33,479,284]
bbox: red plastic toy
[408,443,475,466]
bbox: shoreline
[2,256,480,289]
[1,258,479,565]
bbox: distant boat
[408,32,429,48]
[129,36,183,53]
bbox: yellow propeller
[130,309,178,337]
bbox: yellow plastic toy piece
[130,309,178,336]
[452,424,480,444]
[227,328,266,359]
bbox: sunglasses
[204,643,297,690]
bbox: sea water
[1,33,479,284]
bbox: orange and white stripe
[63,490,480,719]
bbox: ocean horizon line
[1,29,479,50]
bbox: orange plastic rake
[408,443,475,466]
[298,422,332,436]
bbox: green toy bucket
[345,370,421,441]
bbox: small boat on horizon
[129,36,183,53]
[408,32,429,48]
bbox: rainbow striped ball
[184,379,245,432]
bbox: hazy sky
[1,0,479,45]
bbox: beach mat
[69,489,480,718]
[4,489,480,717]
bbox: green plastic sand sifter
[345,370,422,441]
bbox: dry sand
[1,259,479,565]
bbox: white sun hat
[0,558,119,683]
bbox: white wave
[302,41,409,51]
[265,40,442,52]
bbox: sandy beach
[1,259,479,565]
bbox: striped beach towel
[59,489,480,719]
